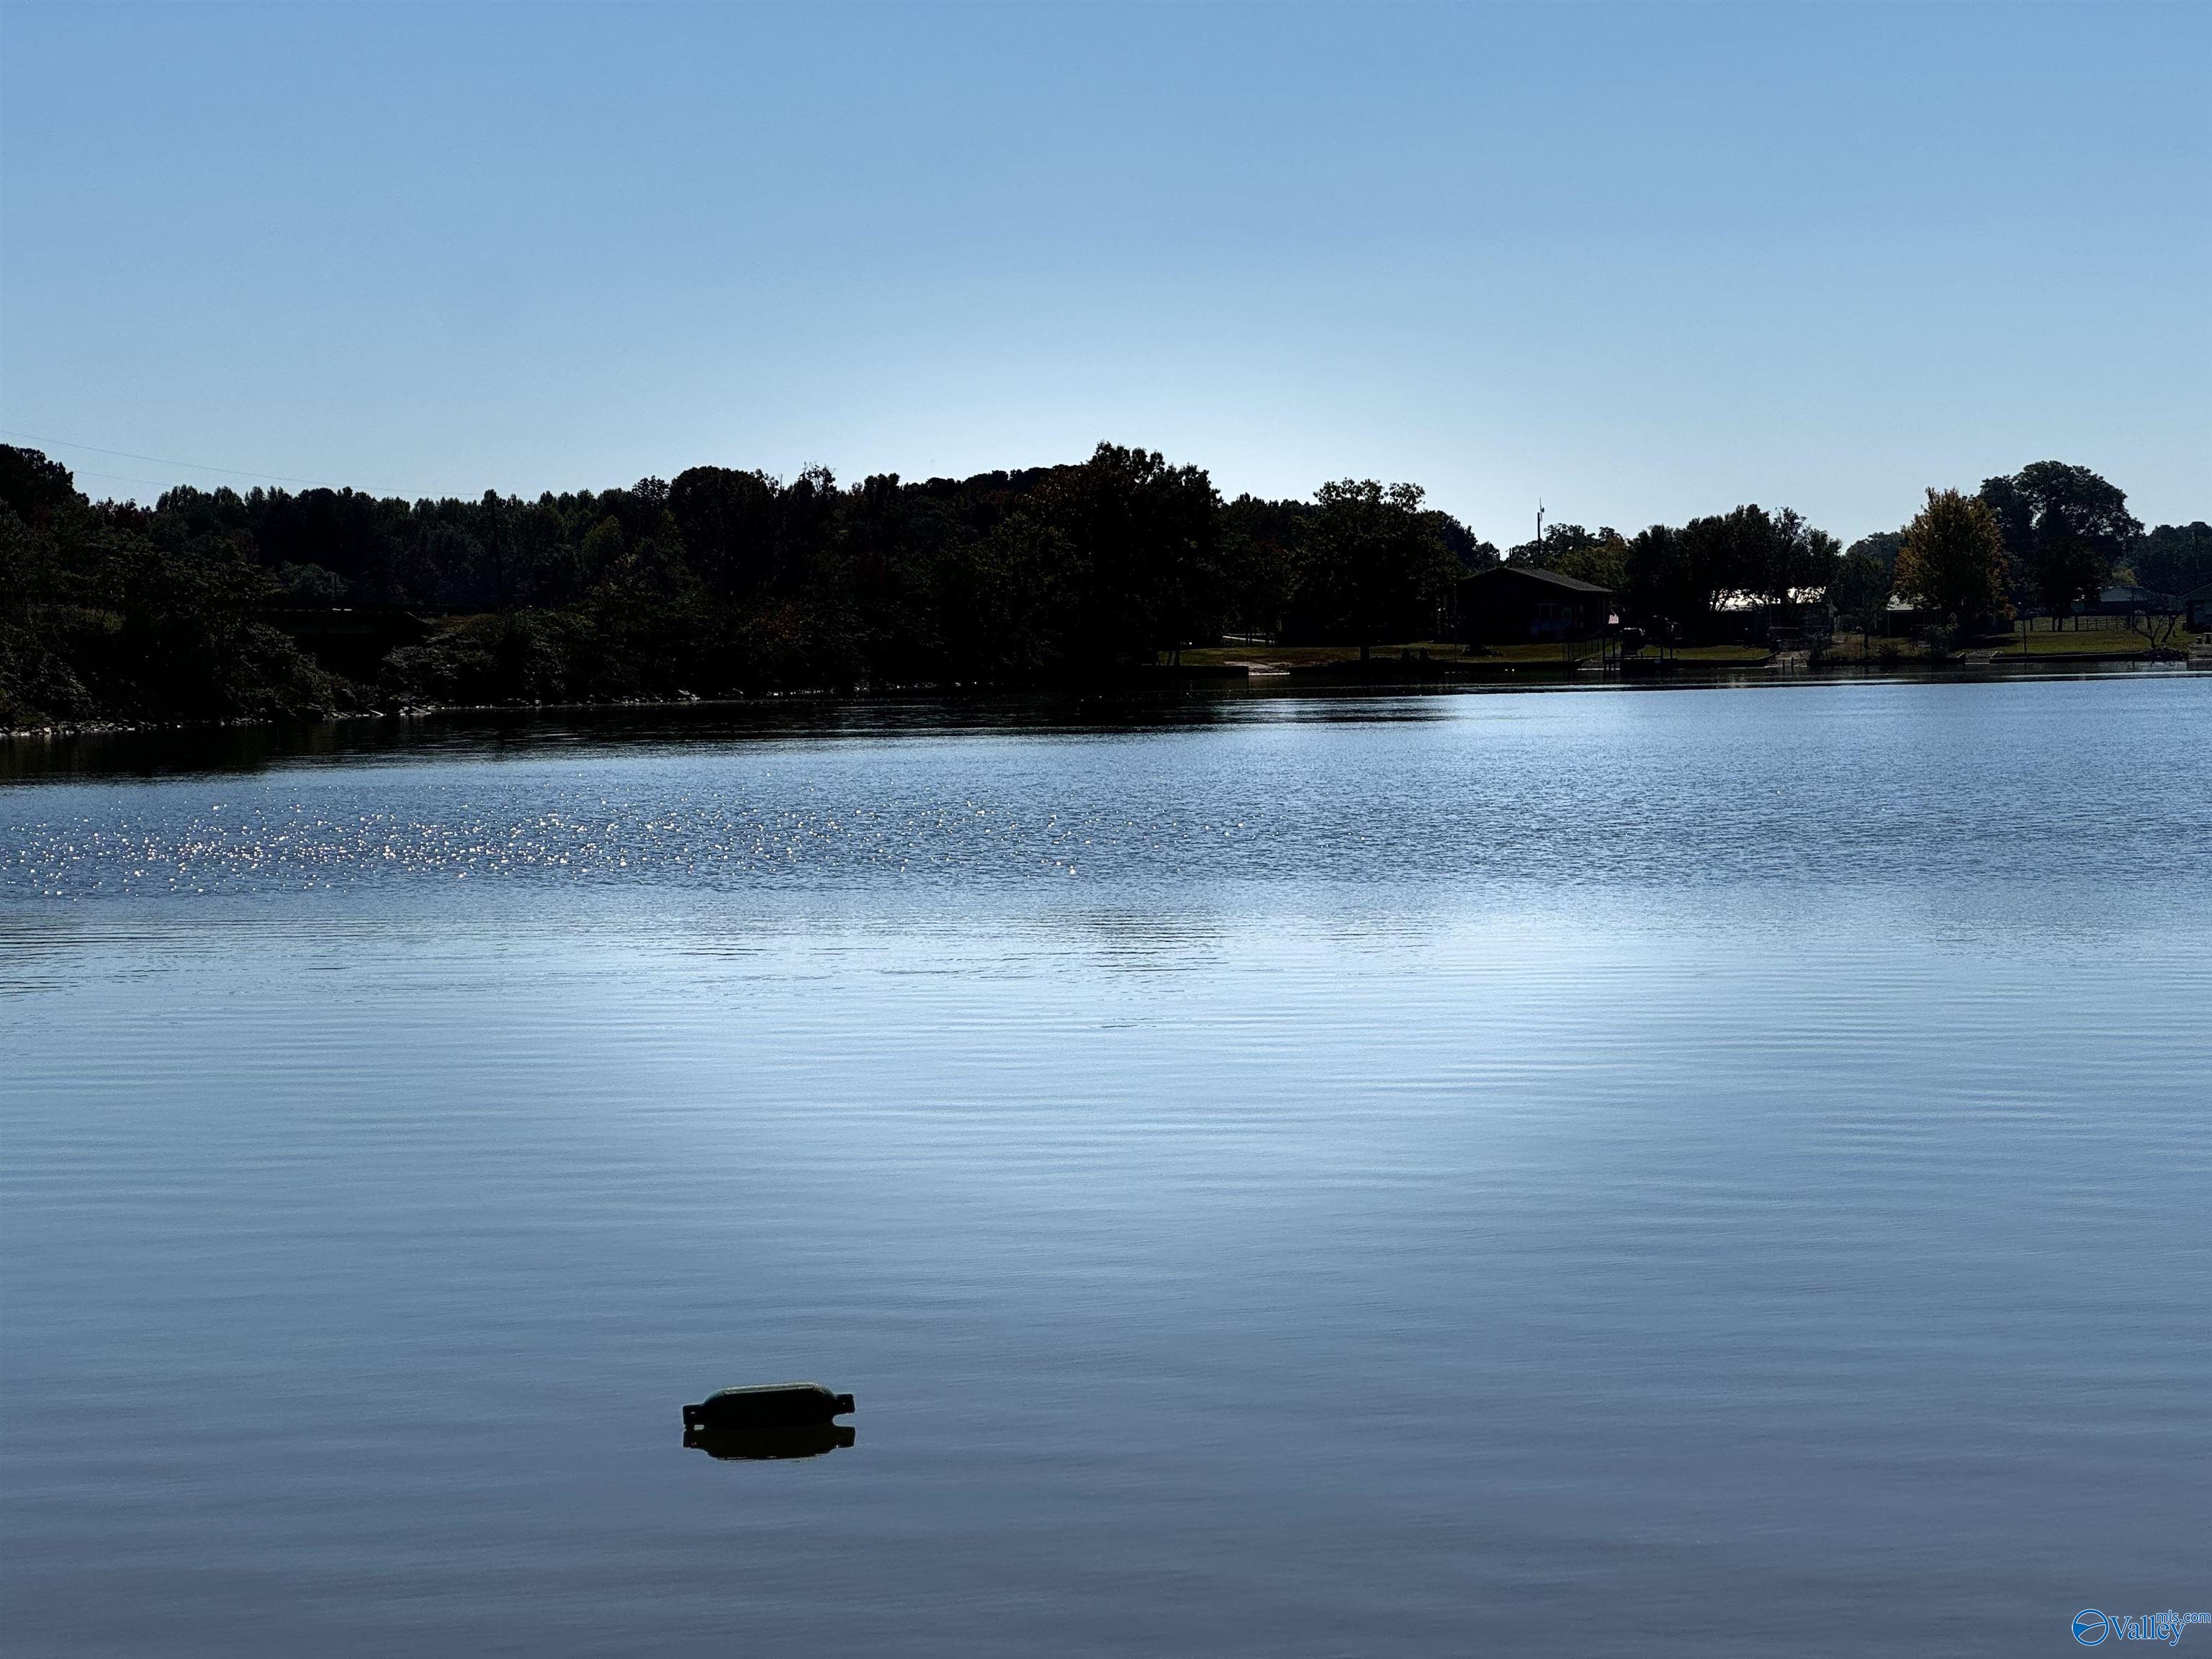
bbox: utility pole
[1536,500,1544,559]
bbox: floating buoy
[682,1382,855,1432]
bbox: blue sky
[2,2,2205,542]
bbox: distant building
[1456,565,1613,644]
[1715,587,1830,613]
[2080,584,2164,617]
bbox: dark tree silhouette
[1295,480,1457,657]
[0,442,2194,729]
[1980,462,2142,626]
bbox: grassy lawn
[1822,627,2198,662]
[1175,641,1470,670]
[1172,627,2198,674]
[1173,640,1771,670]
[1987,626,2195,657]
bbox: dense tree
[0,455,348,724]
[0,446,78,529]
[1218,494,1309,637]
[1620,524,1698,641]
[1843,531,1904,571]
[1617,504,1838,642]
[2131,522,2212,601]
[1893,489,2009,626]
[1430,514,1499,576]
[1979,462,2141,623]
[2115,521,2212,655]
[1037,444,1223,667]
[1827,547,1894,638]
[1293,480,1457,656]
[1745,508,1841,618]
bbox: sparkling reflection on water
[3,678,2208,1657]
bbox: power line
[0,429,362,491]
[68,468,194,493]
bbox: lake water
[3,675,2208,1657]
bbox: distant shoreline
[5,652,2203,749]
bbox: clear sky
[1,1,2205,544]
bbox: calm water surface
[4,678,2208,1656]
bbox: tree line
[1501,462,2208,647]
[1,441,2203,726]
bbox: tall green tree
[2129,522,2211,603]
[1843,531,1904,571]
[1894,488,2008,626]
[1624,505,1835,642]
[1622,524,1694,640]
[1979,462,2141,623]
[1218,494,1309,638]
[1038,444,1222,667]
[1827,547,1894,639]
[1298,480,1456,657]
[1746,508,1841,619]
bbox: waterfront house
[2080,584,2165,619]
[1456,565,1614,644]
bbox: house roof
[1462,562,1612,596]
